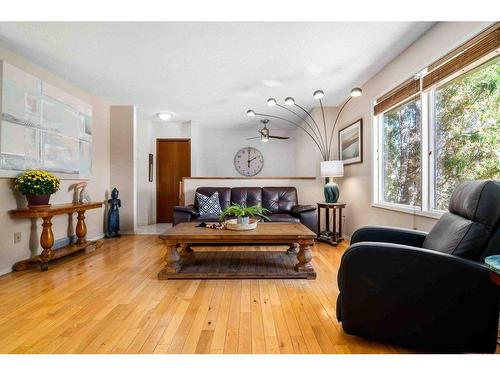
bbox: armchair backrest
[422,180,500,261]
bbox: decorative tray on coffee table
[225,218,259,231]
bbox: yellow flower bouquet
[14,170,60,207]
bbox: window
[432,57,500,210]
[373,25,499,217]
[381,98,421,206]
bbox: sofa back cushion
[422,180,500,260]
[262,187,297,213]
[231,187,262,207]
[194,187,231,211]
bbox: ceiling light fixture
[156,112,172,121]
[284,97,295,106]
[246,109,256,117]
[350,88,362,97]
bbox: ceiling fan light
[246,109,256,117]
[313,90,324,99]
[261,135,269,143]
[284,97,295,106]
[350,87,362,97]
[267,98,277,106]
[156,112,172,121]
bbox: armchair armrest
[173,204,199,217]
[350,225,427,248]
[291,205,316,216]
[337,242,499,353]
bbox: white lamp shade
[321,160,344,178]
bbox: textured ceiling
[0,22,434,127]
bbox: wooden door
[156,139,191,223]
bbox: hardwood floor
[0,235,484,354]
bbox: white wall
[110,105,136,233]
[294,22,492,237]
[135,120,299,225]
[195,126,297,177]
[0,41,110,276]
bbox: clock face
[234,147,264,177]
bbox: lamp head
[246,109,256,117]
[267,98,277,106]
[313,90,324,99]
[284,97,295,106]
[350,87,362,97]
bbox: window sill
[371,202,443,220]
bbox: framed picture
[148,153,153,182]
[338,119,363,165]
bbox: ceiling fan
[246,119,290,143]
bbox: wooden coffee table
[158,222,317,279]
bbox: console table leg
[295,241,313,272]
[76,210,87,245]
[40,216,54,272]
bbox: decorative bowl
[225,218,259,231]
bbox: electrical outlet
[14,232,21,244]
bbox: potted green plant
[14,170,61,208]
[219,203,270,224]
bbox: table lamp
[320,160,344,203]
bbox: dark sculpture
[106,188,121,237]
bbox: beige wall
[295,22,492,238]
[0,41,111,275]
[110,106,136,233]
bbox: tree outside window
[433,57,500,210]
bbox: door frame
[155,138,191,223]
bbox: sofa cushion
[267,213,300,223]
[196,192,223,217]
[262,187,297,214]
[195,187,231,211]
[231,187,262,207]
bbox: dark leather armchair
[173,186,317,232]
[337,180,500,353]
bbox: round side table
[485,255,500,286]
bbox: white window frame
[372,53,499,219]
[372,93,441,219]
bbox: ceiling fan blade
[269,135,290,140]
[246,136,261,140]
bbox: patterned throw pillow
[196,192,223,217]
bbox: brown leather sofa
[173,186,317,232]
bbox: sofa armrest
[291,205,316,216]
[350,225,427,248]
[173,205,199,217]
[337,242,499,353]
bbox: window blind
[373,77,420,116]
[423,24,499,90]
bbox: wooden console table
[317,202,346,246]
[10,202,104,272]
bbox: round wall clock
[234,147,264,176]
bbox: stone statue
[106,188,121,237]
